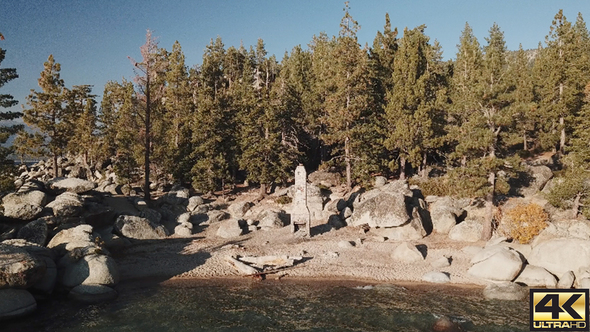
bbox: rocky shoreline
[1,156,589,321]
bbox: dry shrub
[503,203,549,244]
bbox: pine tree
[190,37,237,192]
[384,25,446,179]
[238,39,298,196]
[534,10,590,155]
[308,32,336,165]
[65,85,97,166]
[507,45,536,151]
[18,54,68,177]
[272,45,316,167]
[163,41,193,183]
[448,23,517,240]
[0,33,23,191]
[322,3,372,189]
[368,13,398,112]
[99,80,141,187]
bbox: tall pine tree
[0,33,23,190]
[322,3,371,189]
[18,55,69,177]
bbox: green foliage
[383,25,447,177]
[162,41,194,183]
[502,202,549,244]
[275,196,292,205]
[0,35,22,190]
[533,10,590,154]
[546,165,590,218]
[20,55,68,176]
[190,37,238,192]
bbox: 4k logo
[530,289,589,331]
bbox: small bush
[409,176,452,197]
[275,196,292,205]
[502,203,548,244]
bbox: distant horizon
[2,1,589,117]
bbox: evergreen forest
[2,7,590,225]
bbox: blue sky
[2,0,590,114]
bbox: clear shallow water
[5,279,529,332]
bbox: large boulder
[428,196,463,234]
[0,244,46,289]
[46,192,84,218]
[349,192,410,228]
[306,184,326,221]
[468,246,524,282]
[521,165,553,196]
[228,201,253,219]
[16,218,48,245]
[391,242,425,263]
[187,196,204,213]
[47,177,96,194]
[2,189,47,207]
[114,215,168,240]
[2,203,43,221]
[373,208,426,241]
[59,254,119,288]
[448,220,483,242]
[216,219,244,239]
[47,224,94,253]
[514,265,557,288]
[528,239,590,276]
[0,289,36,320]
[558,271,575,289]
[257,210,286,229]
[173,224,192,237]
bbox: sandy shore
[114,215,488,287]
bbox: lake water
[4,279,530,332]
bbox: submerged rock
[69,284,118,303]
[0,289,36,320]
[59,254,119,288]
[483,282,528,301]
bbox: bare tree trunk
[482,171,496,241]
[421,152,427,178]
[559,116,566,155]
[53,155,59,178]
[399,156,406,180]
[144,76,151,202]
[345,136,351,190]
[523,132,527,151]
[573,193,581,219]
[259,183,267,198]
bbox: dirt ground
[114,190,489,287]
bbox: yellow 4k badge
[530,289,589,331]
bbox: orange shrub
[503,203,549,244]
